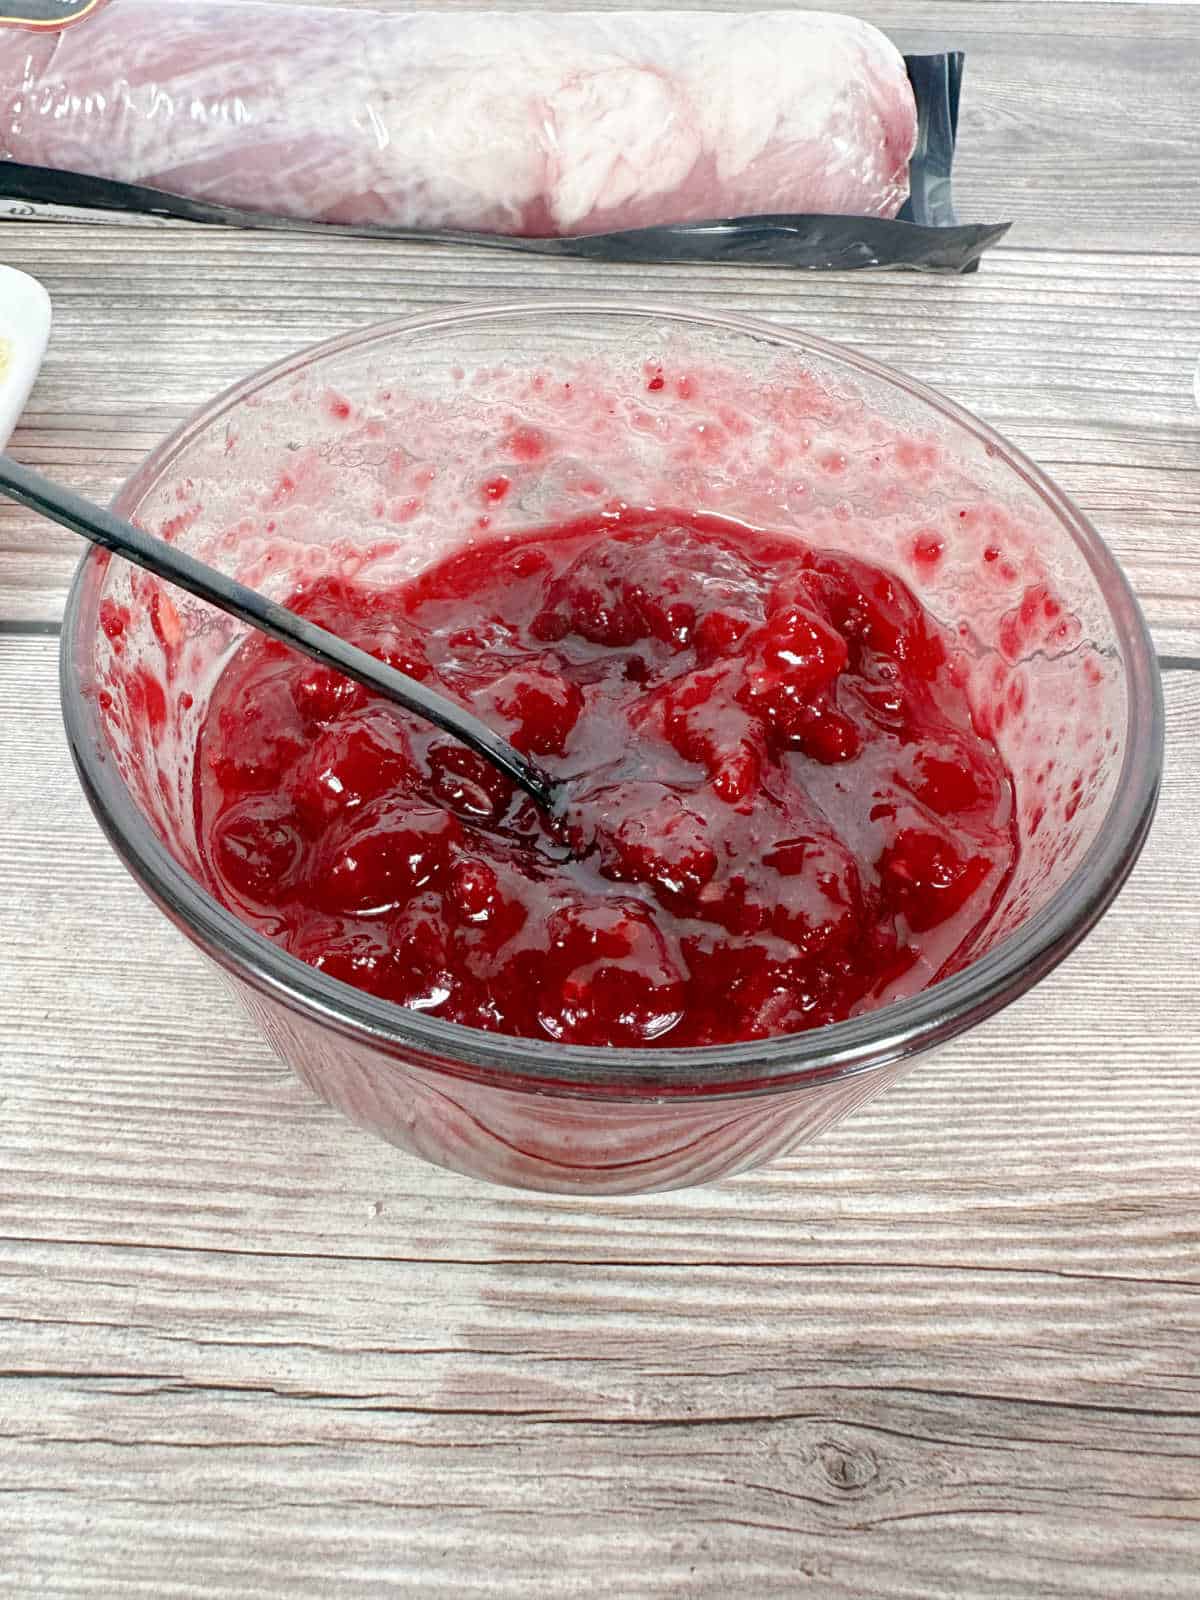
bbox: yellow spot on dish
[0,337,10,383]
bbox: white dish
[0,264,52,449]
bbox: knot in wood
[817,1440,879,1492]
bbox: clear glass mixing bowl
[61,302,1163,1194]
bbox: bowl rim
[59,299,1164,1096]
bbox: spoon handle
[0,453,559,814]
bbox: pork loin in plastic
[0,5,918,236]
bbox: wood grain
[0,229,1198,654]
[1,641,1198,1595]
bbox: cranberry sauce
[195,510,1017,1047]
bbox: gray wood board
[1,640,1198,1595]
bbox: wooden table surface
[2,2,1198,1594]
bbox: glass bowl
[60,302,1163,1195]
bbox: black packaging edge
[0,52,1010,273]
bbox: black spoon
[0,453,561,816]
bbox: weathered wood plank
[2,662,1197,1525]
[1,1257,1198,1598]
[1,645,1197,1598]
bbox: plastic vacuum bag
[0,4,1008,272]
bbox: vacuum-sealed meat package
[0,5,1008,271]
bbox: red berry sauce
[195,510,1017,1047]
